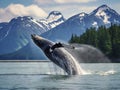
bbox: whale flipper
[51,43,109,63]
[31,34,110,75]
[31,34,83,75]
[51,42,64,50]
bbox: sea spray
[60,48,86,75]
[32,34,102,75]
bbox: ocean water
[0,62,119,90]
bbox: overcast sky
[0,0,120,22]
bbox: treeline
[69,24,120,58]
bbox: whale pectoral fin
[51,43,75,50]
[51,42,64,50]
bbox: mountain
[0,11,65,59]
[91,5,120,24]
[0,43,46,60]
[0,16,47,54]
[0,5,120,60]
[41,5,120,41]
[0,22,8,29]
[39,11,65,29]
[46,11,65,28]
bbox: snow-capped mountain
[0,16,47,54]
[39,11,65,28]
[0,11,65,59]
[90,4,120,26]
[41,5,120,41]
[47,11,65,28]
[0,5,120,60]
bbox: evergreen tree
[109,24,120,57]
[97,26,112,54]
[69,24,120,58]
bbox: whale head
[31,34,54,51]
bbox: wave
[82,69,117,76]
[97,70,117,76]
[0,69,117,76]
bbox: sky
[0,0,120,22]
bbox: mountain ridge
[0,11,65,55]
[41,5,120,41]
[0,5,120,60]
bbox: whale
[31,34,83,75]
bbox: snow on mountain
[0,10,65,59]
[90,5,120,25]
[0,16,46,54]
[47,11,64,22]
[79,12,88,21]
[41,5,120,42]
[38,11,65,29]
[46,11,65,28]
[0,11,65,55]
[0,5,120,60]
[92,22,98,28]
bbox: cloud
[55,0,96,3]
[34,0,96,4]
[0,4,48,22]
[34,0,56,5]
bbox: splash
[82,69,117,76]
[98,70,116,76]
[59,48,86,75]
[31,34,110,75]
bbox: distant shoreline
[0,60,50,62]
[0,60,119,63]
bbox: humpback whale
[31,34,84,75]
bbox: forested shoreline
[69,24,120,61]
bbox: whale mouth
[31,34,43,41]
[31,34,85,75]
[31,34,41,46]
[31,34,36,38]
[31,34,50,50]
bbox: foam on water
[82,69,117,76]
[98,70,116,76]
[47,44,109,75]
